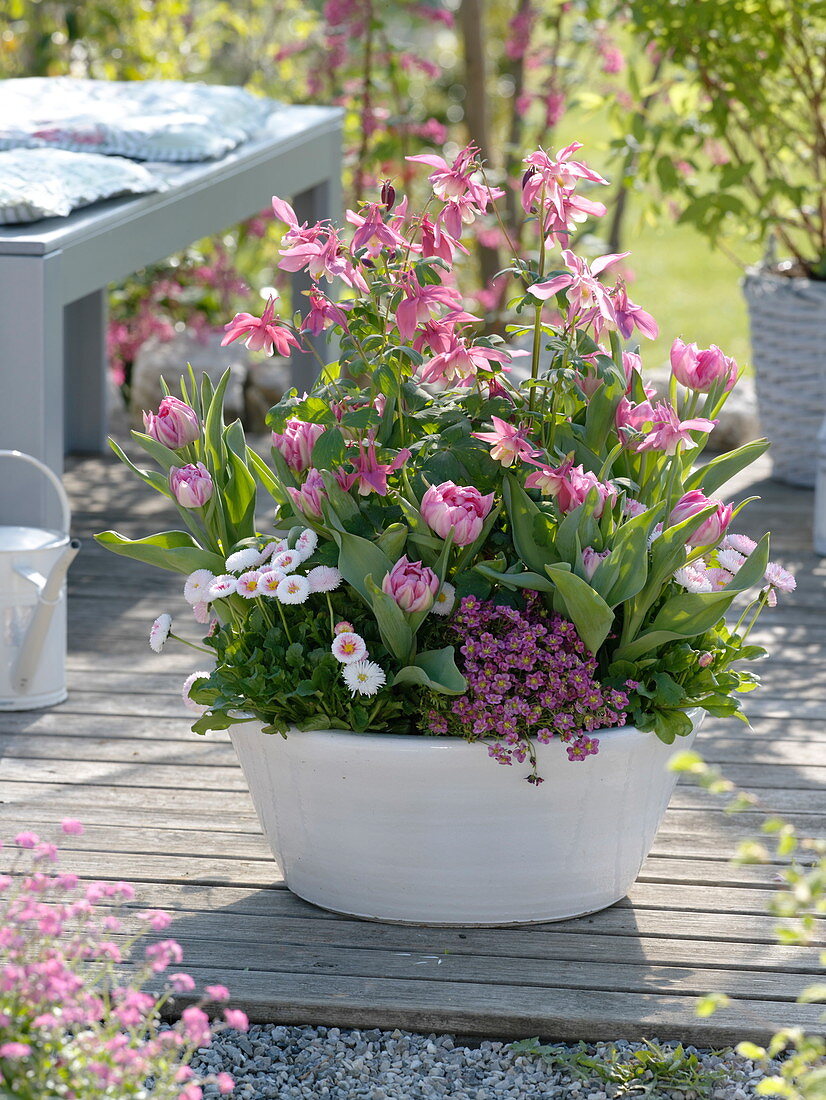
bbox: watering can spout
[13,538,81,695]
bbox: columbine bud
[380,179,397,209]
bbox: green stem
[326,593,336,636]
[168,632,213,656]
[274,599,293,644]
[740,589,771,644]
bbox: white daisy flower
[431,582,456,616]
[272,550,301,574]
[647,523,664,545]
[276,574,310,604]
[254,539,287,566]
[307,565,343,593]
[192,601,211,624]
[674,566,712,593]
[184,569,215,606]
[331,631,368,665]
[725,533,757,556]
[295,528,319,560]
[149,614,172,653]
[717,548,746,574]
[208,574,238,600]
[765,561,796,593]
[342,660,386,697]
[182,671,210,715]
[236,571,262,598]
[225,547,262,573]
[256,569,286,596]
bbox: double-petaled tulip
[381,556,440,613]
[286,468,328,520]
[169,463,213,508]
[143,397,200,450]
[271,420,325,473]
[670,339,738,393]
[524,458,616,518]
[420,482,495,547]
[669,490,733,546]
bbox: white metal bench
[0,103,342,526]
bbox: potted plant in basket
[97,142,795,926]
[627,0,826,486]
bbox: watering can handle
[0,450,71,535]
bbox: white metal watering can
[0,451,80,710]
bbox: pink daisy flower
[149,613,172,653]
[256,569,287,596]
[725,533,757,555]
[272,550,301,574]
[331,632,368,664]
[307,565,343,592]
[182,671,210,714]
[208,575,238,600]
[276,574,310,604]
[236,571,262,598]
[765,562,796,593]
[184,569,215,605]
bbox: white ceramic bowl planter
[230,714,700,926]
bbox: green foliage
[509,1037,727,1097]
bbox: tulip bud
[669,490,733,546]
[143,397,200,449]
[169,463,213,508]
[420,482,495,547]
[271,420,325,473]
[381,556,440,613]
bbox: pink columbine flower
[420,481,495,546]
[611,284,659,341]
[208,575,238,600]
[142,396,200,449]
[331,632,369,664]
[472,415,537,467]
[301,287,350,335]
[338,442,411,497]
[635,402,716,455]
[419,214,466,263]
[236,571,262,598]
[307,565,342,592]
[669,490,734,546]
[524,458,616,518]
[670,338,738,393]
[61,819,84,835]
[221,295,300,357]
[381,556,440,613]
[528,250,626,334]
[149,613,172,653]
[169,463,213,508]
[272,419,325,472]
[395,274,462,340]
[419,338,513,388]
[347,201,408,257]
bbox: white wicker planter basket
[743,267,826,487]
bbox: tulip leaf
[592,505,664,606]
[503,475,558,576]
[365,575,413,662]
[248,448,289,506]
[108,438,173,499]
[204,368,232,468]
[544,564,615,654]
[392,646,466,695]
[474,563,555,592]
[129,430,181,473]
[376,522,409,561]
[329,527,393,606]
[685,439,770,496]
[94,530,225,575]
[223,434,257,531]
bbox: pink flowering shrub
[0,823,245,1099]
[100,139,794,778]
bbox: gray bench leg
[0,252,65,529]
[65,289,108,454]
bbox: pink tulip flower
[169,463,213,509]
[271,419,325,473]
[670,338,738,393]
[420,481,495,546]
[221,296,300,357]
[286,468,328,520]
[581,546,610,580]
[669,490,734,546]
[142,397,200,449]
[381,556,440,613]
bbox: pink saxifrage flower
[420,482,495,546]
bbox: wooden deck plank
[0,450,821,1045]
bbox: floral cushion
[0,148,166,225]
[0,78,276,163]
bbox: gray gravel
[189,1024,778,1099]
